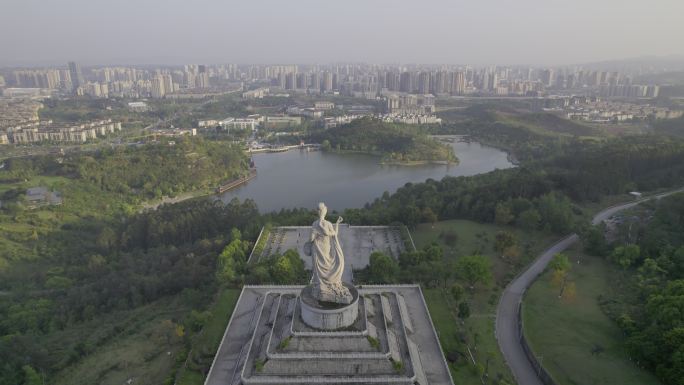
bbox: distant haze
[2,0,684,67]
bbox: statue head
[318,202,327,218]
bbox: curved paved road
[495,188,684,385]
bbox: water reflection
[219,140,513,212]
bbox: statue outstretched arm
[335,216,343,235]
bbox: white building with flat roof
[220,117,257,131]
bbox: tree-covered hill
[596,193,684,385]
[341,135,684,228]
[0,138,249,264]
[432,105,604,163]
[1,137,249,201]
[312,117,457,164]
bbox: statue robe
[310,218,351,303]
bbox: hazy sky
[2,0,683,67]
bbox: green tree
[230,227,241,240]
[610,244,640,270]
[550,253,571,272]
[517,208,541,230]
[537,192,574,233]
[454,255,492,290]
[494,202,514,225]
[582,225,609,256]
[421,207,438,225]
[216,231,248,284]
[494,231,517,258]
[368,252,399,284]
[96,226,117,251]
[269,249,305,284]
[450,283,465,303]
[321,139,332,151]
[22,365,42,385]
[272,254,295,284]
[550,253,572,298]
[458,302,470,321]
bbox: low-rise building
[562,99,682,123]
[3,119,122,144]
[127,101,148,112]
[243,88,270,99]
[323,115,363,129]
[263,116,302,129]
[151,128,197,138]
[378,113,442,125]
[220,118,258,131]
[286,106,324,118]
[198,119,220,128]
[314,101,335,110]
[26,187,62,208]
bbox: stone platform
[300,283,359,330]
[204,285,454,385]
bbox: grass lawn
[176,288,241,385]
[176,370,205,385]
[522,244,662,385]
[413,219,558,291]
[424,288,512,384]
[197,288,242,351]
[413,219,558,385]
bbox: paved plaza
[249,225,412,281]
[204,285,454,385]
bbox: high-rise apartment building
[161,74,174,94]
[68,61,85,91]
[453,71,465,95]
[151,75,165,98]
[323,72,333,91]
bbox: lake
[219,140,514,212]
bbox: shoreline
[319,148,458,167]
[139,189,212,211]
[139,169,256,211]
[379,159,460,166]
[450,135,521,166]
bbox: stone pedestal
[300,283,359,330]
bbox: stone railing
[416,285,456,385]
[247,225,268,264]
[241,375,414,384]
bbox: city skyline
[2,0,684,67]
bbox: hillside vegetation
[599,193,684,385]
[434,105,603,162]
[0,138,249,264]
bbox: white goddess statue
[309,202,353,304]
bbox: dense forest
[591,193,684,385]
[338,135,684,232]
[311,117,457,164]
[1,137,249,201]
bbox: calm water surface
[219,140,513,212]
